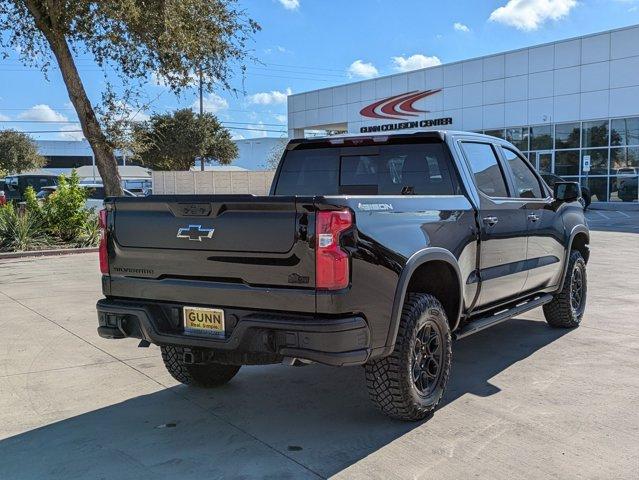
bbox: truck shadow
[0,318,569,480]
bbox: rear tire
[543,250,587,328]
[365,293,452,421]
[161,345,241,387]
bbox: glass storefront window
[610,175,638,203]
[555,151,579,176]
[536,152,553,173]
[506,127,529,151]
[611,147,639,174]
[484,129,505,139]
[581,149,608,175]
[580,177,609,202]
[530,125,552,150]
[555,123,580,149]
[611,117,639,146]
[582,120,609,148]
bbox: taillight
[99,209,109,275]
[315,210,352,290]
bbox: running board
[454,294,553,340]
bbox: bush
[42,171,90,242]
[0,203,49,252]
[1,171,103,252]
[76,213,101,247]
[23,186,42,216]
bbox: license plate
[183,306,225,336]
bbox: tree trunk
[23,1,123,196]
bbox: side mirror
[554,181,581,202]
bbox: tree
[261,138,288,170]
[132,109,238,171]
[0,130,45,175]
[0,1,259,195]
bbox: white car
[36,184,136,210]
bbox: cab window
[461,142,509,197]
[502,148,544,199]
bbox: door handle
[482,216,499,226]
[527,213,540,222]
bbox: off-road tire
[365,293,452,421]
[161,345,241,387]
[543,250,587,328]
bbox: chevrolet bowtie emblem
[177,225,215,241]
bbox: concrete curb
[0,247,98,260]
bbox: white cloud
[231,132,245,140]
[18,104,68,122]
[392,54,442,72]
[278,0,299,10]
[191,93,229,114]
[273,113,287,123]
[59,124,84,141]
[454,22,470,32]
[347,60,379,79]
[489,0,577,31]
[0,113,9,121]
[247,88,292,105]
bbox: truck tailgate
[114,197,297,253]
[107,196,316,301]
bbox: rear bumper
[96,299,371,367]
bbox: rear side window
[502,148,544,199]
[461,142,509,197]
[275,142,460,196]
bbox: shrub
[23,186,42,216]
[76,213,101,247]
[0,204,49,252]
[43,171,90,242]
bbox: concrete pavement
[0,229,638,479]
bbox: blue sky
[1,0,638,142]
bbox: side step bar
[454,293,553,340]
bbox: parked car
[96,131,589,421]
[36,184,136,210]
[3,173,58,202]
[616,167,638,202]
[541,172,591,209]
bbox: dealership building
[287,24,639,204]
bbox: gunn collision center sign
[359,89,453,133]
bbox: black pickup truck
[96,131,589,421]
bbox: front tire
[543,250,587,328]
[365,293,452,421]
[161,345,241,387]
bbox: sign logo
[360,89,442,120]
[177,225,215,241]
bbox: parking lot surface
[1,219,638,479]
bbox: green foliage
[0,1,259,94]
[133,109,238,170]
[0,204,49,252]
[42,171,90,242]
[0,130,45,174]
[76,213,101,248]
[23,186,42,216]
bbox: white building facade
[288,25,639,204]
